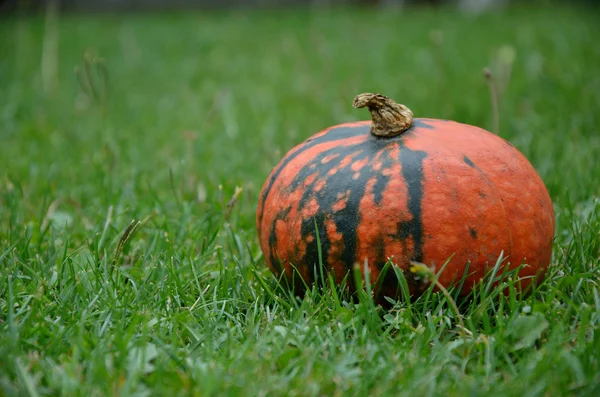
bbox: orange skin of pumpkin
[256,118,555,301]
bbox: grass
[1,2,600,396]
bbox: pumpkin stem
[352,93,414,137]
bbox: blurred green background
[2,1,598,228]
[1,0,599,395]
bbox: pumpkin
[256,93,555,302]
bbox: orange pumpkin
[256,93,555,301]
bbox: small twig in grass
[40,198,62,231]
[483,67,500,135]
[97,205,114,252]
[83,53,99,101]
[224,186,244,220]
[112,213,153,268]
[189,284,211,312]
[410,260,468,335]
[495,45,516,97]
[75,51,110,113]
[113,219,140,267]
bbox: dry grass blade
[410,260,468,335]
[112,219,140,267]
[483,67,500,135]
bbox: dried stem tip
[352,93,414,137]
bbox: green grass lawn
[1,2,600,396]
